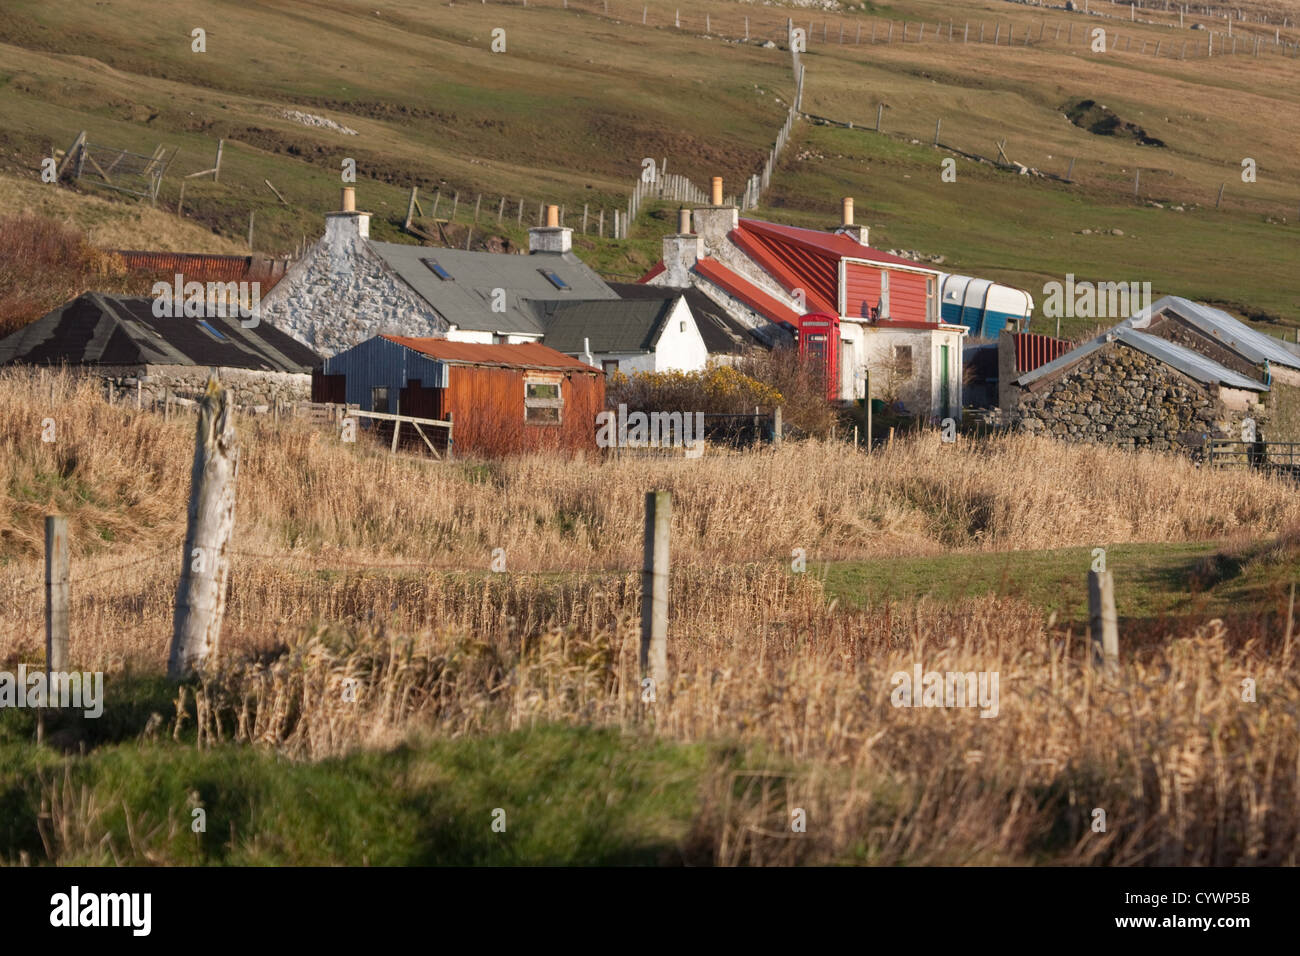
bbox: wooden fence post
[773,406,783,447]
[641,491,670,694]
[168,377,239,680]
[1088,569,1120,673]
[45,515,69,673]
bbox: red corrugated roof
[726,219,936,317]
[693,258,801,328]
[113,250,290,292]
[382,336,597,370]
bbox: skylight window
[538,268,569,291]
[421,258,453,280]
[197,319,228,342]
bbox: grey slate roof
[0,292,321,373]
[1017,326,1267,392]
[1121,295,1300,370]
[533,298,677,354]
[607,282,770,354]
[368,243,618,336]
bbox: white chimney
[529,203,572,254]
[324,187,371,244]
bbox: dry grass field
[2,369,1299,864]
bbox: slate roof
[607,283,771,354]
[1121,295,1300,371]
[382,336,596,371]
[368,243,618,336]
[0,292,321,373]
[1016,326,1267,392]
[533,298,677,355]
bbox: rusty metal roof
[381,336,598,371]
[113,250,290,292]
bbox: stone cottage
[1007,326,1267,450]
[257,189,619,357]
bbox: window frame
[524,376,564,426]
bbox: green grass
[821,538,1300,627]
[0,723,775,865]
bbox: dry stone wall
[1010,342,1259,451]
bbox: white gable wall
[259,212,447,357]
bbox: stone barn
[1006,327,1267,450]
[0,291,320,407]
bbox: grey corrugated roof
[1017,327,1266,392]
[1123,296,1300,370]
[533,298,677,354]
[0,292,321,373]
[368,243,617,335]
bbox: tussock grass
[3,368,1300,865]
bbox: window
[525,379,563,424]
[926,276,937,322]
[197,319,228,342]
[372,387,391,413]
[420,258,453,280]
[878,273,890,320]
[538,268,570,290]
[602,360,620,376]
[894,345,913,379]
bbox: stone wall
[95,365,311,410]
[1009,341,1261,451]
[258,212,447,356]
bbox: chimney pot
[341,187,356,212]
[842,197,854,226]
[711,177,723,206]
[546,204,559,228]
[677,207,692,234]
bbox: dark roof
[0,292,321,373]
[367,242,618,336]
[382,336,597,371]
[607,283,770,354]
[533,298,676,354]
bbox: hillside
[0,0,1296,339]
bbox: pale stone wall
[258,212,448,357]
[93,365,310,408]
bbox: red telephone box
[795,312,840,402]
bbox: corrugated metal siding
[1013,333,1073,373]
[889,272,929,323]
[844,262,882,319]
[444,364,604,457]
[322,337,447,410]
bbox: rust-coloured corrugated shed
[113,251,290,292]
[1013,332,1074,373]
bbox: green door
[939,344,950,419]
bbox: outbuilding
[313,336,604,457]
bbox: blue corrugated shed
[322,336,448,411]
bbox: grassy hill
[0,0,1296,337]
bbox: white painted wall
[445,327,542,345]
